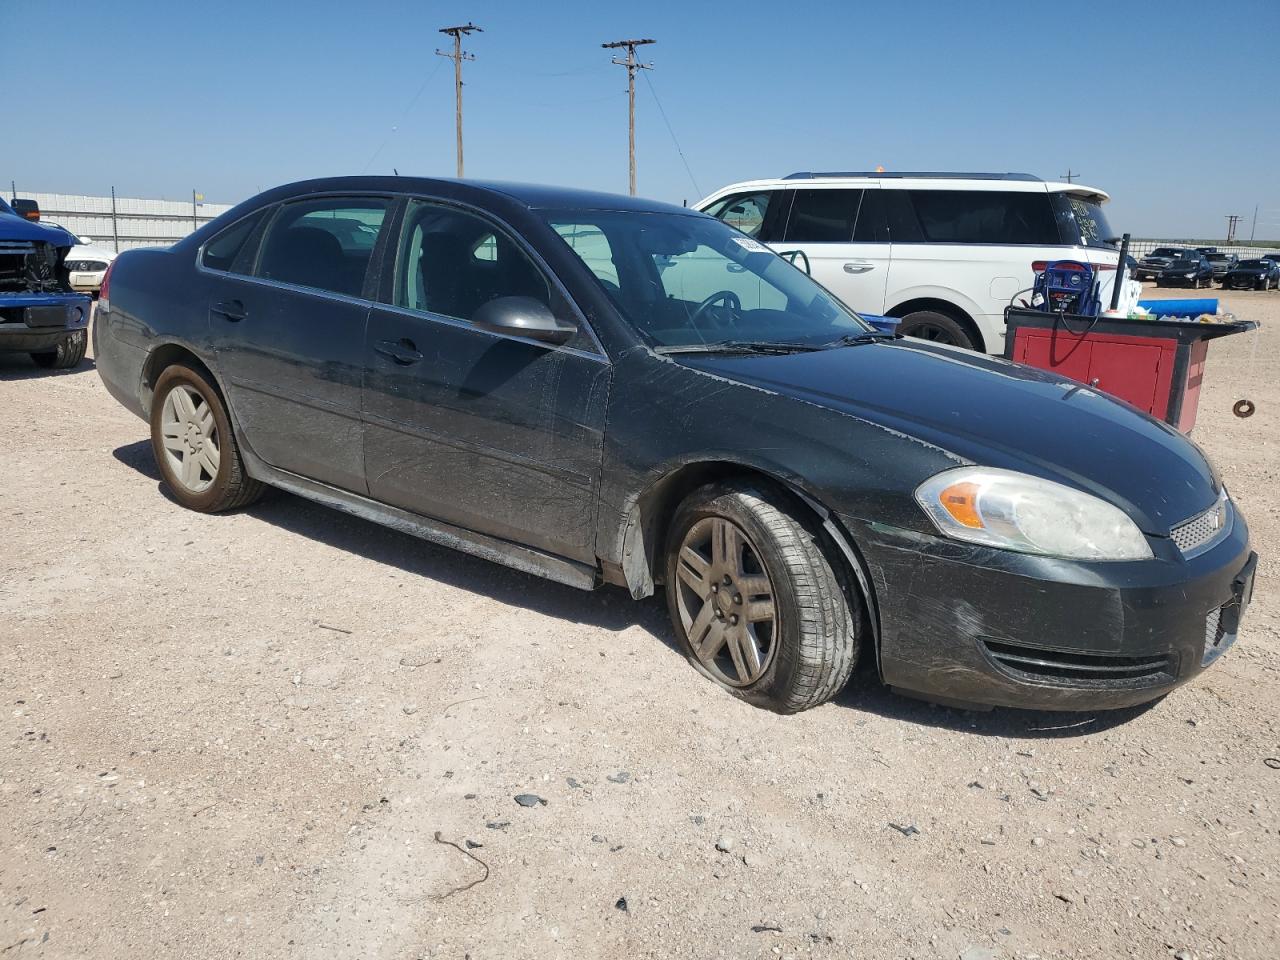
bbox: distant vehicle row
[1135,246,1280,289]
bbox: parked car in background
[1220,257,1280,290]
[93,176,1254,715]
[1134,246,1189,280]
[41,223,120,296]
[1156,253,1214,288]
[697,172,1121,353]
[1264,252,1280,266]
[0,197,91,368]
[1203,251,1238,280]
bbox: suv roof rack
[782,171,1043,182]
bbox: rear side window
[907,190,1060,245]
[780,189,862,243]
[702,191,775,238]
[394,201,551,322]
[257,198,389,298]
[201,210,265,274]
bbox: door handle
[211,299,246,321]
[843,261,875,274]
[375,338,424,365]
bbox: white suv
[697,172,1122,353]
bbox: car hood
[676,339,1217,533]
[0,209,77,248]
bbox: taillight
[99,260,116,304]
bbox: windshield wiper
[822,331,898,348]
[654,340,825,356]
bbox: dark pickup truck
[1,197,92,368]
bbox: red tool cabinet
[1004,308,1256,433]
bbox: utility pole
[1060,169,1077,184]
[1226,214,1242,244]
[1250,204,1258,242]
[603,38,655,195]
[436,22,482,178]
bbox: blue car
[0,197,93,368]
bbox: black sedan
[1156,254,1214,288]
[1220,258,1280,290]
[92,177,1255,714]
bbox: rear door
[362,198,609,563]
[772,186,889,314]
[207,195,391,493]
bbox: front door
[771,186,890,314]
[362,200,609,563]
[209,195,392,494]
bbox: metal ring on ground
[1233,399,1255,419]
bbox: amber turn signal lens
[938,481,984,529]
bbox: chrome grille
[1171,494,1229,556]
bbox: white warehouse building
[15,191,237,252]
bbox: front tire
[150,364,265,513]
[29,330,87,369]
[664,482,861,713]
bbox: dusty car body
[93,177,1255,714]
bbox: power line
[361,57,449,174]
[437,22,483,178]
[641,69,701,199]
[602,38,655,196]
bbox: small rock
[465,839,483,850]
[614,896,628,913]
[889,823,921,837]
[401,704,419,716]
[464,793,477,800]
[690,815,705,826]
[485,821,510,831]
[1031,837,1045,847]
[959,948,996,960]
[514,794,547,807]
[591,835,606,843]
[1170,837,1187,847]
[751,924,783,934]
[566,777,582,789]
[715,836,735,853]
[607,771,631,784]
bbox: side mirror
[11,198,40,221]
[471,296,577,345]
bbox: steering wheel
[688,290,742,329]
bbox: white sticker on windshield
[730,236,769,254]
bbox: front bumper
[0,292,92,352]
[845,508,1254,711]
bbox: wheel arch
[614,459,882,666]
[885,297,987,352]
[139,342,225,417]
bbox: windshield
[1149,248,1184,258]
[1205,253,1231,262]
[545,210,872,348]
[0,198,13,216]
[1238,259,1266,268]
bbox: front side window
[546,210,872,349]
[908,190,1060,245]
[257,198,389,297]
[394,201,551,322]
[201,209,266,274]
[779,189,862,243]
[702,191,775,238]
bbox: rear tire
[896,310,975,350]
[29,330,87,370]
[664,481,861,713]
[150,364,265,513]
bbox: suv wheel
[664,481,861,713]
[150,364,265,512]
[30,330,87,370]
[896,310,975,350]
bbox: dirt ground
[2,286,1277,960]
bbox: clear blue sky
[5,0,1278,238]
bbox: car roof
[697,173,1110,205]
[265,176,697,216]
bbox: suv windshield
[546,210,872,348]
[1149,248,1185,258]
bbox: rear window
[907,190,1061,245]
[1053,194,1115,249]
[257,198,389,298]
[201,210,266,274]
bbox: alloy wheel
[159,384,220,493]
[673,516,778,687]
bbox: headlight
[1184,272,1196,278]
[915,467,1152,561]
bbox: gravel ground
[2,287,1277,960]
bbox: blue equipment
[1032,260,1101,316]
